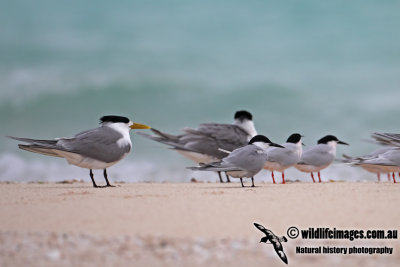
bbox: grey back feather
[57,126,130,163]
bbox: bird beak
[302,142,306,146]
[130,123,151,129]
[270,143,284,148]
[338,140,349,145]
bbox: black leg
[251,177,255,187]
[89,169,98,188]
[217,171,224,183]
[103,169,115,187]
[224,172,231,183]
[240,178,244,187]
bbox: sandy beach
[0,181,399,266]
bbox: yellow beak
[130,122,151,129]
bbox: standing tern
[342,146,393,182]
[295,135,348,182]
[138,110,257,183]
[345,147,400,183]
[188,135,283,187]
[8,115,151,188]
[263,133,303,184]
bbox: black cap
[100,115,130,124]
[286,133,302,143]
[234,110,253,121]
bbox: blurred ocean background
[1,1,399,183]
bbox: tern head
[286,133,303,144]
[234,110,257,137]
[249,135,284,149]
[100,115,151,130]
[234,110,253,122]
[318,135,349,146]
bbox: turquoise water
[1,1,400,182]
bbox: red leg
[282,172,285,184]
[318,171,322,183]
[387,173,391,181]
[271,171,276,184]
[377,173,381,182]
[310,172,315,183]
[393,173,397,183]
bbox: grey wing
[222,145,267,172]
[137,128,182,148]
[343,147,394,163]
[57,126,130,163]
[363,148,400,166]
[298,146,334,167]
[371,132,400,146]
[139,125,248,159]
[183,123,249,155]
[267,147,298,166]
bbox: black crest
[249,135,271,144]
[317,135,339,144]
[286,133,302,143]
[100,115,130,124]
[234,110,253,121]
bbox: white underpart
[55,150,122,169]
[234,119,257,140]
[177,150,218,164]
[360,164,391,174]
[264,141,302,172]
[295,163,330,173]
[326,140,337,157]
[226,170,252,178]
[295,141,337,173]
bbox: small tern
[295,135,348,182]
[138,110,257,183]
[188,135,283,187]
[8,115,151,188]
[263,133,303,184]
[342,146,393,182]
[344,147,400,183]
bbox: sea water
[1,1,399,182]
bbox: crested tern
[8,115,150,187]
[138,110,257,183]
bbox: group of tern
[342,133,400,183]
[7,111,398,188]
[139,110,349,187]
[6,111,343,188]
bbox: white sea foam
[0,153,380,183]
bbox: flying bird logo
[254,223,288,264]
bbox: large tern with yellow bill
[8,115,150,188]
